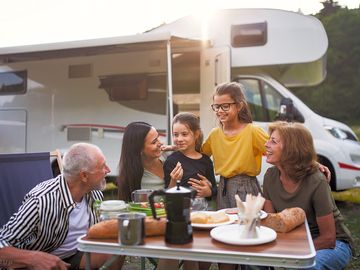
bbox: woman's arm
[313,213,336,250]
[263,200,275,213]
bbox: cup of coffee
[131,189,154,202]
[118,212,146,245]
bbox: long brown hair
[214,82,253,124]
[117,122,152,202]
[172,112,203,152]
[268,121,318,182]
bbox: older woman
[263,121,353,270]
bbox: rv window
[99,74,148,101]
[0,70,27,95]
[238,79,267,122]
[263,83,283,121]
[231,22,267,47]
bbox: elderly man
[0,143,124,270]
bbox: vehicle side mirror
[276,97,304,123]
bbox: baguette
[87,219,118,239]
[87,217,166,239]
[262,207,306,233]
[145,217,166,236]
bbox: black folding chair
[0,150,62,227]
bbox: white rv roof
[150,8,328,67]
[1,8,327,67]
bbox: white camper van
[1,9,359,190]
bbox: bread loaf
[191,211,229,224]
[87,217,166,239]
[207,212,229,224]
[87,219,118,239]
[144,217,166,236]
[190,212,208,224]
[262,207,305,233]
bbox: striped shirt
[0,174,102,252]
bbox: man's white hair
[62,143,103,178]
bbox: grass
[350,125,360,139]
[337,200,360,269]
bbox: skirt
[216,174,262,210]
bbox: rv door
[200,47,230,136]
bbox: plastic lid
[100,200,127,211]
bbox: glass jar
[99,200,128,221]
[191,197,208,211]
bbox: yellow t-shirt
[201,124,269,178]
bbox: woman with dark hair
[263,121,354,270]
[117,121,199,270]
[118,122,166,201]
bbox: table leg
[84,252,91,270]
[100,255,119,270]
[141,257,146,270]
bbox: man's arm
[0,246,70,270]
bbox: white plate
[210,224,277,245]
[222,208,268,219]
[191,211,236,229]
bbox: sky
[1,0,359,48]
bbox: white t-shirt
[141,153,169,190]
[51,197,89,259]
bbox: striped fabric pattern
[0,174,103,252]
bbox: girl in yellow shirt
[200,82,268,209]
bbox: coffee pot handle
[148,189,165,220]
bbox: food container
[131,189,154,202]
[99,200,128,220]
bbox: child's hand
[188,174,212,198]
[169,162,183,186]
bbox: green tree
[292,7,360,125]
[318,0,342,19]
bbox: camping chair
[0,150,62,227]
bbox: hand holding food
[170,162,183,184]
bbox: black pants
[63,251,83,270]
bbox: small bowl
[100,200,127,211]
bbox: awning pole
[166,40,174,145]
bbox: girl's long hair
[117,122,152,201]
[268,121,318,182]
[214,82,253,124]
[173,112,203,152]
